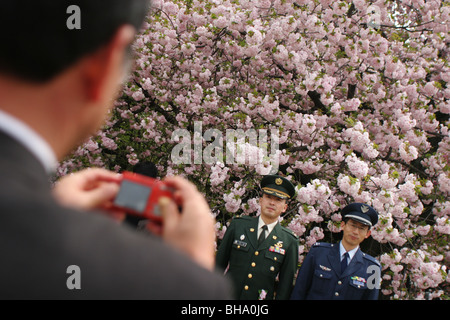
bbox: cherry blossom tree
[57,0,449,299]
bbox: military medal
[351,276,367,287]
[269,241,285,255]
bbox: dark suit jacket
[290,242,380,300]
[0,131,231,299]
[216,216,299,300]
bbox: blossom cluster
[58,0,450,299]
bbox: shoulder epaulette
[233,215,253,221]
[312,242,334,248]
[362,253,381,266]
[281,226,298,239]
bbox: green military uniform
[216,216,299,299]
[216,175,299,300]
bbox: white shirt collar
[257,216,278,237]
[0,109,58,173]
[339,241,359,262]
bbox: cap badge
[275,178,283,185]
[361,205,369,213]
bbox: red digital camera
[112,171,176,224]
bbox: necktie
[341,252,349,273]
[258,225,268,246]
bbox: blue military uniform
[290,203,381,300]
[290,242,380,300]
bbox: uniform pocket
[349,279,367,289]
[312,268,332,294]
[314,268,332,280]
[346,277,367,299]
[265,250,285,264]
[229,241,251,268]
[232,240,249,252]
[262,251,284,275]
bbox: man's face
[259,193,287,221]
[341,219,371,248]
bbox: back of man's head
[133,162,159,178]
[0,0,150,83]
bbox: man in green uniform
[216,175,299,300]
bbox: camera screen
[114,180,152,214]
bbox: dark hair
[0,0,150,83]
[132,161,158,178]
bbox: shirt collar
[258,215,278,235]
[0,110,58,173]
[339,241,359,261]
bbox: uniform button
[237,245,241,249]
[255,251,259,256]
[244,285,249,290]
[338,281,342,285]
[274,257,277,261]
[248,274,252,279]
[320,274,323,277]
[335,292,339,296]
[251,262,256,267]
[270,266,275,271]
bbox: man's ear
[282,201,288,213]
[81,25,136,103]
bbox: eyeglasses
[346,221,369,232]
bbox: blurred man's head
[0,0,149,83]
[0,1,150,159]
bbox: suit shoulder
[280,226,298,240]
[362,252,381,267]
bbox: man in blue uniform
[216,175,299,300]
[290,203,381,300]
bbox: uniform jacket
[216,216,299,300]
[290,242,381,300]
[0,131,231,299]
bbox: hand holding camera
[53,168,215,271]
[111,171,179,227]
[52,168,122,211]
[112,173,215,270]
